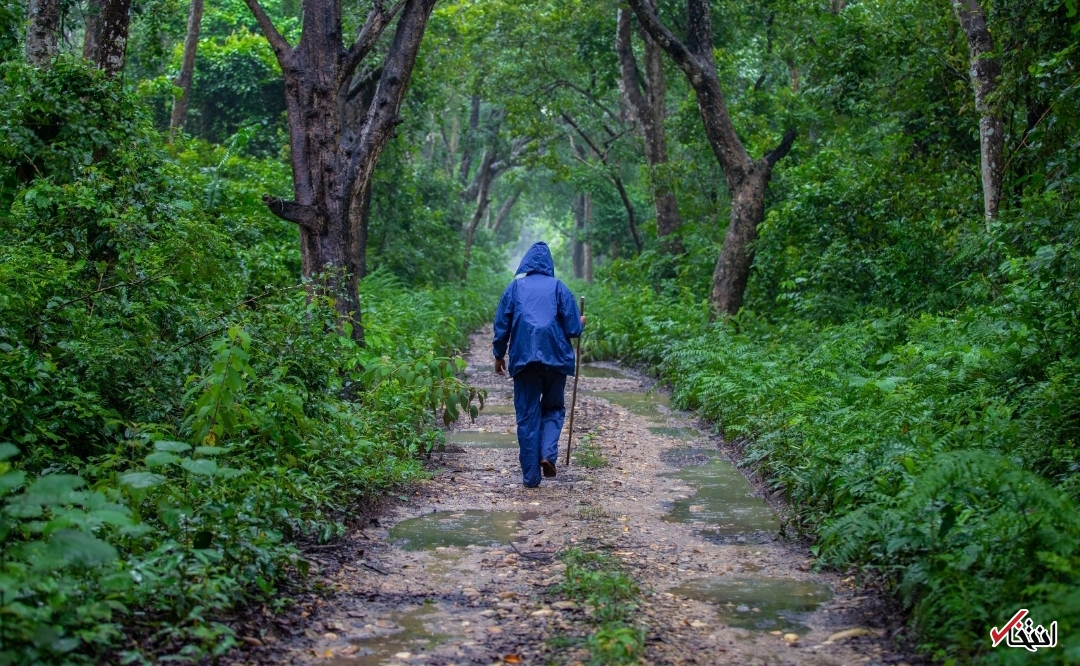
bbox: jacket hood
[515,242,555,277]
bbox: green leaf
[118,472,167,490]
[194,446,227,456]
[47,529,118,567]
[0,470,27,495]
[25,474,86,504]
[0,443,20,461]
[181,459,218,476]
[154,440,192,453]
[144,452,180,467]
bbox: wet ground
[252,327,915,665]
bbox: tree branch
[762,129,797,169]
[624,0,707,85]
[242,0,291,63]
[341,0,406,87]
[262,195,323,231]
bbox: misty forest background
[1,0,1079,663]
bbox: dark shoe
[540,459,557,478]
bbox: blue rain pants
[513,363,567,487]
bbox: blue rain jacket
[493,242,583,377]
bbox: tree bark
[616,5,681,241]
[93,0,133,76]
[83,0,103,62]
[26,0,61,66]
[170,0,205,135]
[244,0,437,345]
[461,148,496,281]
[952,0,1003,221]
[459,91,481,186]
[627,0,796,315]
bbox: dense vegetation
[1,0,1078,663]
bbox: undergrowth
[553,548,645,665]
[0,61,497,663]
[578,191,1080,664]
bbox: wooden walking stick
[565,296,585,467]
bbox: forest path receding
[269,327,914,665]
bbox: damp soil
[244,325,918,666]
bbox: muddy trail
[257,327,916,665]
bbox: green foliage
[0,61,497,662]
[554,549,645,665]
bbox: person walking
[493,242,585,487]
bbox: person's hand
[494,357,507,376]
[581,315,586,326]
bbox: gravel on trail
[243,327,918,666]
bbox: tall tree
[25,0,60,66]
[243,0,437,344]
[170,0,205,134]
[626,0,795,315]
[616,3,681,241]
[84,0,133,75]
[951,0,1003,221]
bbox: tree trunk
[93,0,133,76]
[627,0,796,315]
[616,5,681,241]
[170,0,205,135]
[461,147,495,281]
[572,193,586,280]
[459,91,481,185]
[245,0,437,344]
[952,0,1003,221]
[83,0,102,62]
[26,0,60,66]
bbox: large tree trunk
[26,0,60,66]
[616,4,681,241]
[952,0,1003,221]
[170,0,205,134]
[83,0,102,62]
[93,0,133,76]
[245,0,437,344]
[627,0,795,315]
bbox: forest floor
[241,327,919,665]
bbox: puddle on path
[478,403,516,415]
[578,364,632,379]
[663,459,779,537]
[445,431,518,448]
[389,510,540,550]
[669,577,831,632]
[327,604,446,665]
[585,390,671,421]
[659,446,718,467]
[649,426,698,439]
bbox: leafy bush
[0,61,496,663]
[581,185,1080,663]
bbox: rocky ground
[243,327,919,666]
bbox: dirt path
[260,327,915,665]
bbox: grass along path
[248,327,918,665]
